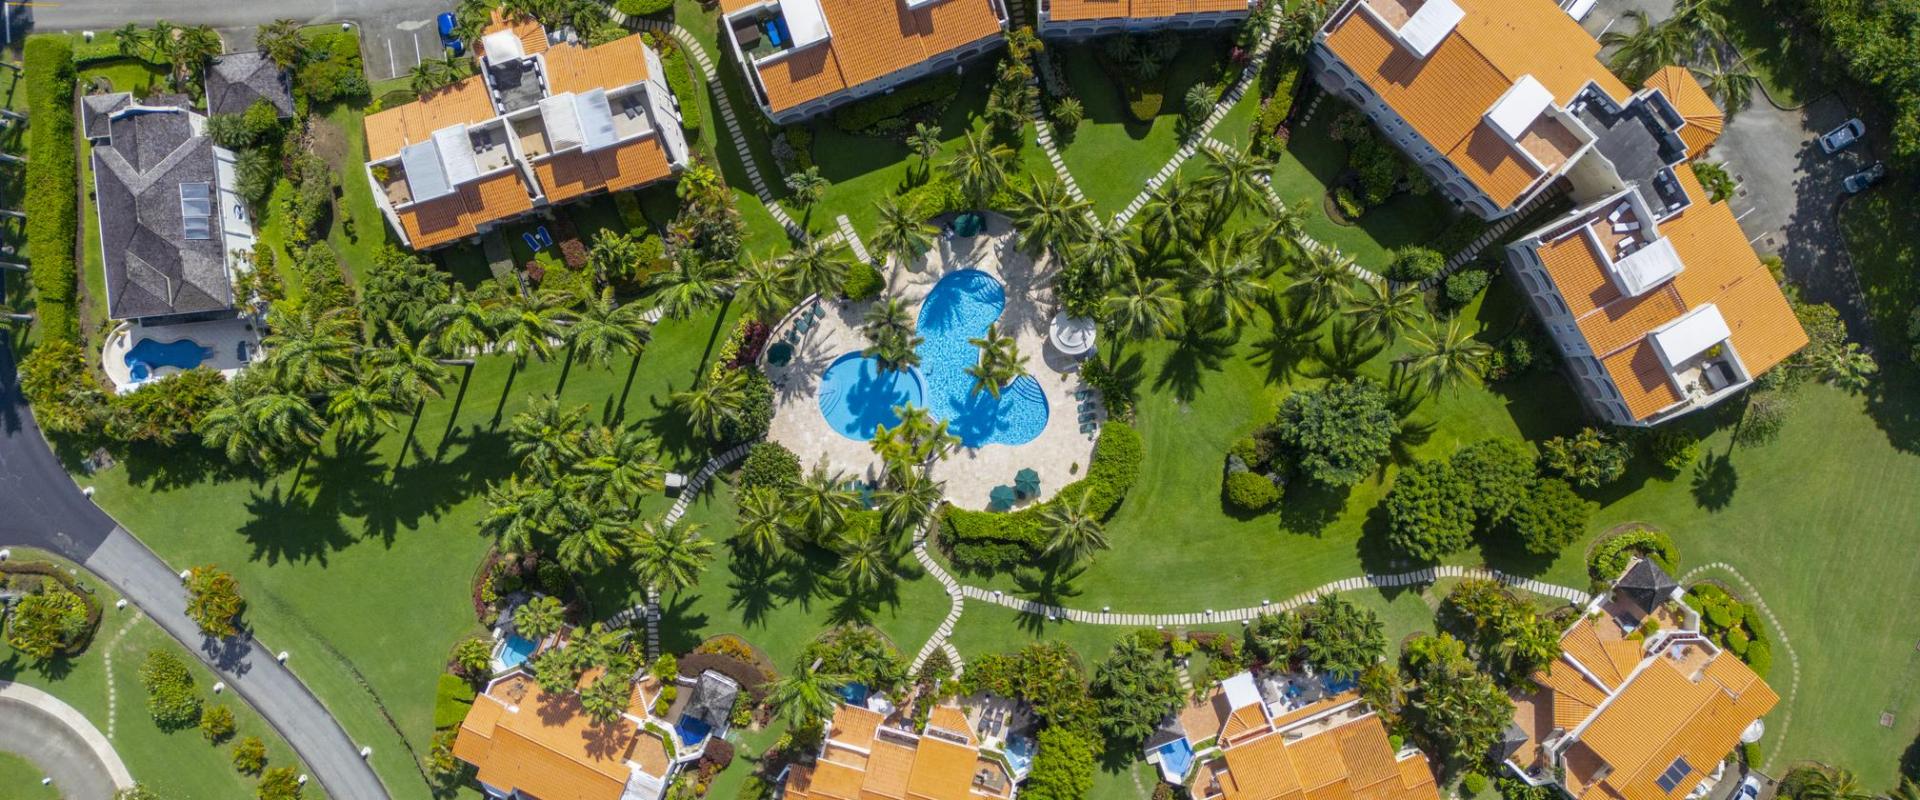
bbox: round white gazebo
[1049,312,1096,359]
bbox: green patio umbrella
[1014,468,1041,497]
[988,485,1017,511]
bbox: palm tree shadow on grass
[1690,450,1738,510]
[654,592,712,657]
[237,482,358,566]
[1152,328,1235,403]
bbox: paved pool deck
[763,214,1102,511]
[100,316,262,394]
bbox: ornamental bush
[944,423,1143,571]
[616,0,673,15]
[1509,478,1593,556]
[1023,727,1096,800]
[140,650,203,730]
[661,44,703,135]
[1271,380,1398,488]
[832,73,960,134]
[232,736,268,775]
[1384,246,1444,282]
[1451,439,1535,524]
[186,565,246,638]
[1539,428,1628,489]
[1384,458,1475,561]
[842,262,884,301]
[1645,428,1702,473]
[1444,269,1492,307]
[718,370,777,443]
[256,765,303,800]
[739,442,803,489]
[23,37,80,342]
[1223,471,1280,513]
[4,585,91,660]
[1463,774,1489,796]
[200,704,237,743]
[1587,528,1678,583]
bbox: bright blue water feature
[819,270,1048,446]
[125,338,211,381]
[818,353,925,439]
[836,682,871,705]
[1155,739,1194,779]
[498,635,537,670]
[676,716,713,746]
[1004,736,1036,776]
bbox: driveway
[1710,93,1874,333]
[1578,0,1675,39]
[24,0,454,83]
[0,682,133,800]
[0,342,391,800]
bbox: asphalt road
[0,341,392,800]
[24,0,453,82]
[0,682,131,800]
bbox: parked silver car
[1820,119,1866,154]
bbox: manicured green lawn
[0,549,316,799]
[1055,39,1232,215]
[0,752,58,798]
[670,0,793,255]
[315,102,393,284]
[1269,105,1457,268]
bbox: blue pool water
[818,353,926,439]
[819,270,1049,447]
[676,715,712,746]
[1155,739,1194,779]
[125,338,212,382]
[498,634,537,670]
[1004,736,1036,776]
[837,682,871,705]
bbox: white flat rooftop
[780,0,831,48]
[1223,672,1262,713]
[1487,75,1555,141]
[1608,235,1683,297]
[1397,0,1464,58]
[1653,303,1731,366]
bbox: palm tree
[1400,320,1493,396]
[361,323,451,408]
[1197,147,1273,226]
[905,123,942,174]
[1345,278,1425,344]
[1180,240,1266,330]
[873,464,942,538]
[241,390,325,458]
[410,57,455,94]
[733,253,793,323]
[1012,178,1094,257]
[1820,342,1877,392]
[1256,198,1314,269]
[1601,11,1690,85]
[735,485,793,557]
[766,658,842,729]
[513,595,565,641]
[1799,769,1871,800]
[834,525,904,595]
[114,24,151,61]
[783,238,851,302]
[627,518,716,598]
[262,306,359,395]
[1102,276,1184,342]
[325,382,398,444]
[1690,56,1755,115]
[869,405,958,468]
[567,287,653,373]
[670,368,749,440]
[508,395,586,479]
[256,19,307,70]
[946,129,1012,210]
[784,166,830,225]
[966,323,1029,399]
[579,673,630,725]
[553,502,628,574]
[1138,177,1197,251]
[197,397,265,466]
[480,474,550,555]
[170,25,222,89]
[650,254,731,321]
[793,464,860,543]
[871,196,934,271]
[493,286,569,370]
[1076,222,1137,288]
[574,424,665,505]
[1290,246,1358,316]
[1040,489,1108,564]
[587,229,641,285]
[425,285,499,358]
[862,297,921,372]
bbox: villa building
[1502,558,1778,800]
[781,702,1024,800]
[362,13,690,250]
[1307,0,1806,425]
[1034,0,1252,40]
[82,91,262,393]
[1152,674,1439,800]
[719,0,1008,123]
[204,51,295,119]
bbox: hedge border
[1,560,105,656]
[22,36,80,343]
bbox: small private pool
[495,634,538,671]
[676,715,712,746]
[1003,736,1036,777]
[817,270,1048,447]
[1153,738,1194,782]
[124,338,213,382]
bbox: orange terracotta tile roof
[753,0,1003,113]
[481,9,551,57]
[1557,617,1645,691]
[451,672,645,800]
[1528,170,1806,420]
[1644,66,1723,158]
[1570,650,1777,800]
[905,737,978,800]
[545,34,653,96]
[364,75,498,162]
[784,705,1003,800]
[1210,704,1438,800]
[927,707,976,744]
[396,169,536,249]
[1046,0,1248,23]
[532,135,677,203]
[1321,0,1629,209]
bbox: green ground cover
[1270,106,1457,267]
[1843,178,1918,347]
[0,549,316,798]
[0,752,58,798]
[315,102,393,284]
[668,0,792,255]
[1054,39,1233,214]
[1708,0,1826,108]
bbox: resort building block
[362,14,690,250]
[1308,0,1806,425]
[1503,559,1778,800]
[780,702,1027,800]
[1144,673,1439,800]
[720,0,1008,123]
[1034,0,1252,41]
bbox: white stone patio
[101,316,262,393]
[763,214,1102,511]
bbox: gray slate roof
[92,107,235,320]
[684,671,740,728]
[205,52,294,118]
[1616,557,1680,612]
[81,93,131,141]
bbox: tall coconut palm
[735,485,794,558]
[733,253,793,323]
[263,305,359,395]
[196,396,265,466]
[670,368,750,440]
[1197,147,1273,226]
[650,254,731,321]
[784,238,852,302]
[873,464,942,539]
[946,129,1012,210]
[426,285,500,358]
[869,405,959,468]
[1138,177,1198,252]
[966,323,1029,399]
[834,525,905,595]
[863,296,914,339]
[256,19,307,70]
[862,298,921,373]
[512,594,565,641]
[766,657,842,729]
[241,389,325,458]
[1102,275,1184,342]
[627,518,716,598]
[552,500,628,574]
[1798,769,1870,800]
[114,23,151,61]
[169,25,222,89]
[1076,222,1138,288]
[1012,178,1094,257]
[1601,10,1690,85]
[905,122,943,175]
[871,195,936,272]
[1289,246,1358,316]
[493,285,568,375]
[1345,278,1425,344]
[362,323,451,408]
[1256,198,1315,269]
[793,464,861,543]
[1690,56,1755,115]
[1040,489,1109,564]
[1400,320,1492,397]
[480,474,550,555]
[410,57,455,93]
[508,395,586,479]
[325,382,399,444]
[784,166,830,227]
[574,424,665,506]
[567,287,653,372]
[1180,240,1266,331]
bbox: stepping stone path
[606,440,756,658]
[1682,562,1800,772]
[835,214,872,264]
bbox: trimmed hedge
[617,0,675,14]
[941,422,1143,571]
[23,37,80,343]
[842,262,884,301]
[1587,527,1679,584]
[831,73,960,134]
[661,44,703,137]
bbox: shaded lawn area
[0,549,317,799]
[77,307,744,800]
[1843,178,1918,347]
[1055,38,1233,215]
[1708,0,1827,108]
[1270,105,1457,267]
[315,102,394,284]
[671,0,792,256]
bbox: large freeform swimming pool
[817,269,1049,447]
[124,338,213,382]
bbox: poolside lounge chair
[1074,389,1092,400]
[796,318,813,333]
[535,226,554,249]
[521,232,542,252]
